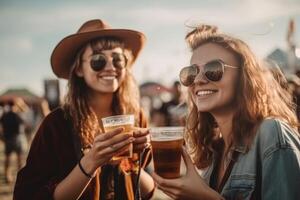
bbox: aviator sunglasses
[179,59,239,86]
[88,52,127,72]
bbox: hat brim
[51,29,146,79]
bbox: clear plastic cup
[102,114,134,160]
[150,127,184,178]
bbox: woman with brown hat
[14,19,154,200]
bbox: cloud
[0,37,33,59]
[3,37,32,51]
[229,0,300,22]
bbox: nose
[193,70,208,85]
[103,56,115,71]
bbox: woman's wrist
[79,155,97,178]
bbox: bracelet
[78,158,94,179]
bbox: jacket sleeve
[13,114,61,200]
[261,121,300,200]
[262,147,300,199]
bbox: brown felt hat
[51,19,146,79]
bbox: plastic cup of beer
[101,114,134,160]
[150,127,184,179]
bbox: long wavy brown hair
[63,37,141,147]
[184,25,299,169]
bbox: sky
[0,0,300,97]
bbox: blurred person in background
[14,19,154,200]
[286,74,300,121]
[264,62,300,122]
[149,108,167,127]
[160,81,187,126]
[265,61,289,91]
[152,24,300,199]
[0,101,27,184]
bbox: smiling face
[188,42,240,115]
[76,45,126,95]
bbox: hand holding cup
[132,128,150,153]
[81,127,135,175]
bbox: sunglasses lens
[90,54,107,71]
[179,65,198,86]
[204,60,223,81]
[112,53,127,69]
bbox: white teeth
[196,90,215,96]
[102,76,116,80]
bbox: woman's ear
[75,65,83,77]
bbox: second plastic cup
[150,127,184,179]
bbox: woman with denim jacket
[152,24,300,200]
[14,19,155,200]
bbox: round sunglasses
[179,59,239,86]
[88,52,127,72]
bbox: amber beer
[102,115,134,160]
[150,127,184,179]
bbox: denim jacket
[200,118,300,200]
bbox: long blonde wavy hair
[184,25,299,168]
[63,37,141,147]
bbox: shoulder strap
[217,151,239,193]
[132,110,150,200]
